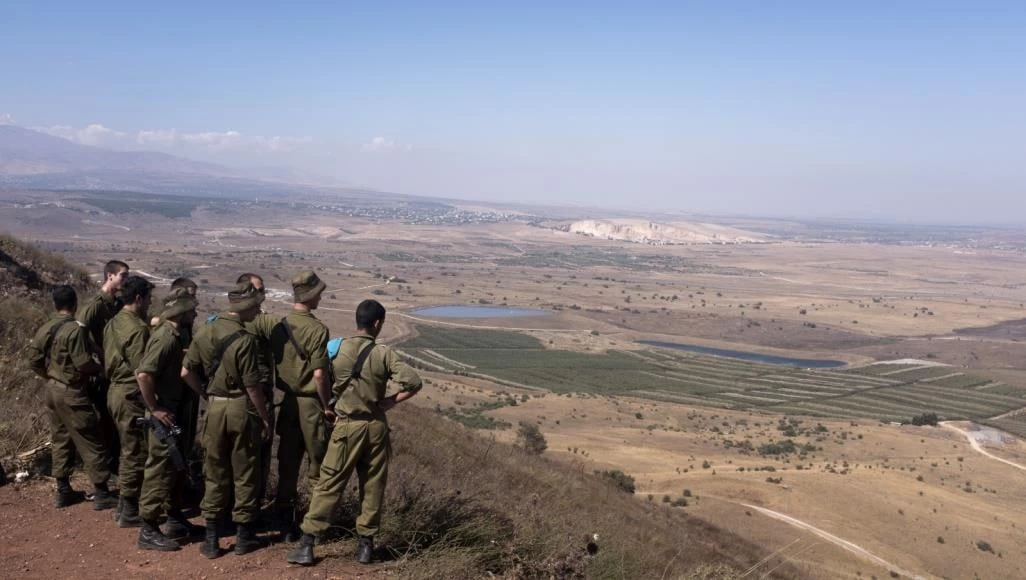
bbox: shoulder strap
[334,340,375,394]
[350,341,376,380]
[281,316,309,361]
[207,330,245,382]
[43,319,76,368]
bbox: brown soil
[0,479,379,580]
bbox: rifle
[133,416,187,472]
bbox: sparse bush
[515,421,547,455]
[597,469,636,494]
[976,540,994,553]
[910,412,939,426]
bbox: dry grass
[320,404,800,579]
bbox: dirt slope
[0,478,379,580]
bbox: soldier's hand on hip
[324,408,338,425]
[152,408,176,428]
[378,395,398,412]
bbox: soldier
[287,299,422,566]
[149,277,201,494]
[78,260,129,473]
[181,280,272,559]
[266,271,334,541]
[149,277,198,328]
[136,288,203,551]
[104,275,155,527]
[235,272,278,508]
[26,285,119,510]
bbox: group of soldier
[27,261,423,565]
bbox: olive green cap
[228,280,265,312]
[159,287,198,319]
[292,270,326,303]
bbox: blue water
[411,305,552,319]
[638,340,846,368]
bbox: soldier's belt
[341,411,380,421]
[208,394,245,401]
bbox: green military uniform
[244,312,278,503]
[104,309,150,500]
[77,290,121,470]
[26,314,111,486]
[137,321,191,522]
[268,309,330,504]
[185,314,266,524]
[300,336,422,538]
[79,291,120,353]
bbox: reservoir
[411,305,552,318]
[638,340,846,368]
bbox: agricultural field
[400,326,1026,423]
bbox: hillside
[0,234,802,579]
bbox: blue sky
[2,1,1025,222]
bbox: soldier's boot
[355,536,374,564]
[233,523,267,555]
[113,496,124,520]
[285,533,316,566]
[138,519,181,552]
[164,510,205,541]
[55,477,83,508]
[199,519,221,559]
[117,496,142,527]
[92,482,118,511]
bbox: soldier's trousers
[300,417,390,538]
[139,398,188,521]
[87,375,120,474]
[108,383,147,498]
[47,382,110,485]
[201,396,262,524]
[275,393,328,504]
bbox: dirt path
[940,421,1026,472]
[739,503,931,580]
[0,479,380,579]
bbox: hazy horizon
[2,2,1024,224]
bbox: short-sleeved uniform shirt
[103,309,150,386]
[78,291,120,358]
[184,314,265,397]
[332,336,422,420]
[244,313,277,387]
[136,321,190,407]
[26,313,96,386]
[269,310,330,396]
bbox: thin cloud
[35,123,312,153]
[361,136,412,153]
[0,113,14,125]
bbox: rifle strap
[281,317,309,361]
[335,340,375,394]
[207,330,245,383]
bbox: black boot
[117,495,142,527]
[56,478,83,508]
[113,496,123,520]
[355,536,374,564]
[92,482,117,511]
[234,523,266,555]
[286,533,316,566]
[164,510,204,541]
[199,519,220,559]
[138,519,181,552]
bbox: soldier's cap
[292,270,326,303]
[159,287,198,319]
[228,280,265,312]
